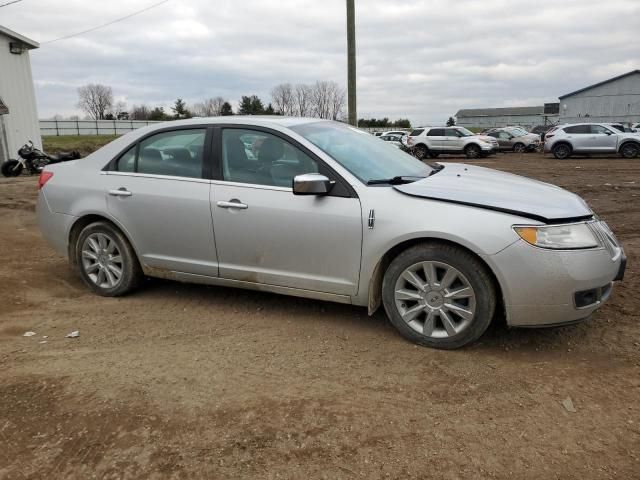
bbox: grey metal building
[559,70,640,124]
[0,25,41,164]
[455,105,559,130]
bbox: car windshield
[291,121,433,184]
[455,127,475,137]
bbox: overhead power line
[0,0,24,8]
[41,0,173,45]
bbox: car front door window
[222,129,319,188]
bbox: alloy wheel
[465,145,480,159]
[554,145,570,159]
[81,232,124,289]
[394,261,476,338]
[414,145,427,160]
[621,143,639,159]
[513,143,526,153]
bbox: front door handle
[108,188,132,197]
[217,200,248,209]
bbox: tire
[552,143,571,159]
[75,221,143,296]
[428,152,440,158]
[382,242,496,349]
[414,144,428,160]
[1,160,23,177]
[620,142,639,159]
[513,143,526,153]
[464,144,481,159]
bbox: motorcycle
[1,140,81,177]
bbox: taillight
[38,171,54,190]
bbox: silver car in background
[37,117,626,349]
[485,127,541,153]
[544,122,640,159]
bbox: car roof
[150,116,328,128]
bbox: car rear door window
[564,125,590,134]
[117,146,136,172]
[427,128,445,136]
[116,129,206,178]
[221,129,320,188]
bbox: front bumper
[485,238,624,327]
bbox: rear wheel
[513,143,526,153]
[414,144,428,160]
[465,144,481,159]
[552,143,571,159]
[1,160,23,177]
[620,142,639,159]
[382,243,496,349]
[75,221,142,296]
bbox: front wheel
[465,144,481,159]
[75,221,143,296]
[1,160,23,177]
[620,143,639,159]
[513,143,526,153]
[382,243,496,349]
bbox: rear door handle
[217,200,248,209]
[108,188,132,197]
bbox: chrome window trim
[210,179,292,192]
[102,171,211,184]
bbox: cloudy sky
[3,0,639,124]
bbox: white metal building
[455,105,560,130]
[0,25,41,164]
[559,70,640,124]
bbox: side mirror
[292,173,334,195]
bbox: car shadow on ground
[134,276,589,355]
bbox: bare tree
[130,104,151,120]
[328,83,346,120]
[311,81,334,119]
[192,96,226,117]
[271,83,295,115]
[293,83,312,117]
[77,84,113,120]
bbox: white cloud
[2,0,639,124]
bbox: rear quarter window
[410,129,425,136]
[564,125,590,134]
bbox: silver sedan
[36,117,626,349]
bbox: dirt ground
[1,151,639,479]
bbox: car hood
[394,163,592,223]
[517,133,541,142]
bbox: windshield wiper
[367,175,427,185]
[428,164,445,175]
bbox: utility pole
[346,0,357,126]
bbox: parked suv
[407,126,498,159]
[485,127,541,153]
[544,123,640,159]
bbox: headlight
[514,223,599,249]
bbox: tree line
[71,80,349,122]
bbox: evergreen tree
[446,116,456,127]
[220,102,233,116]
